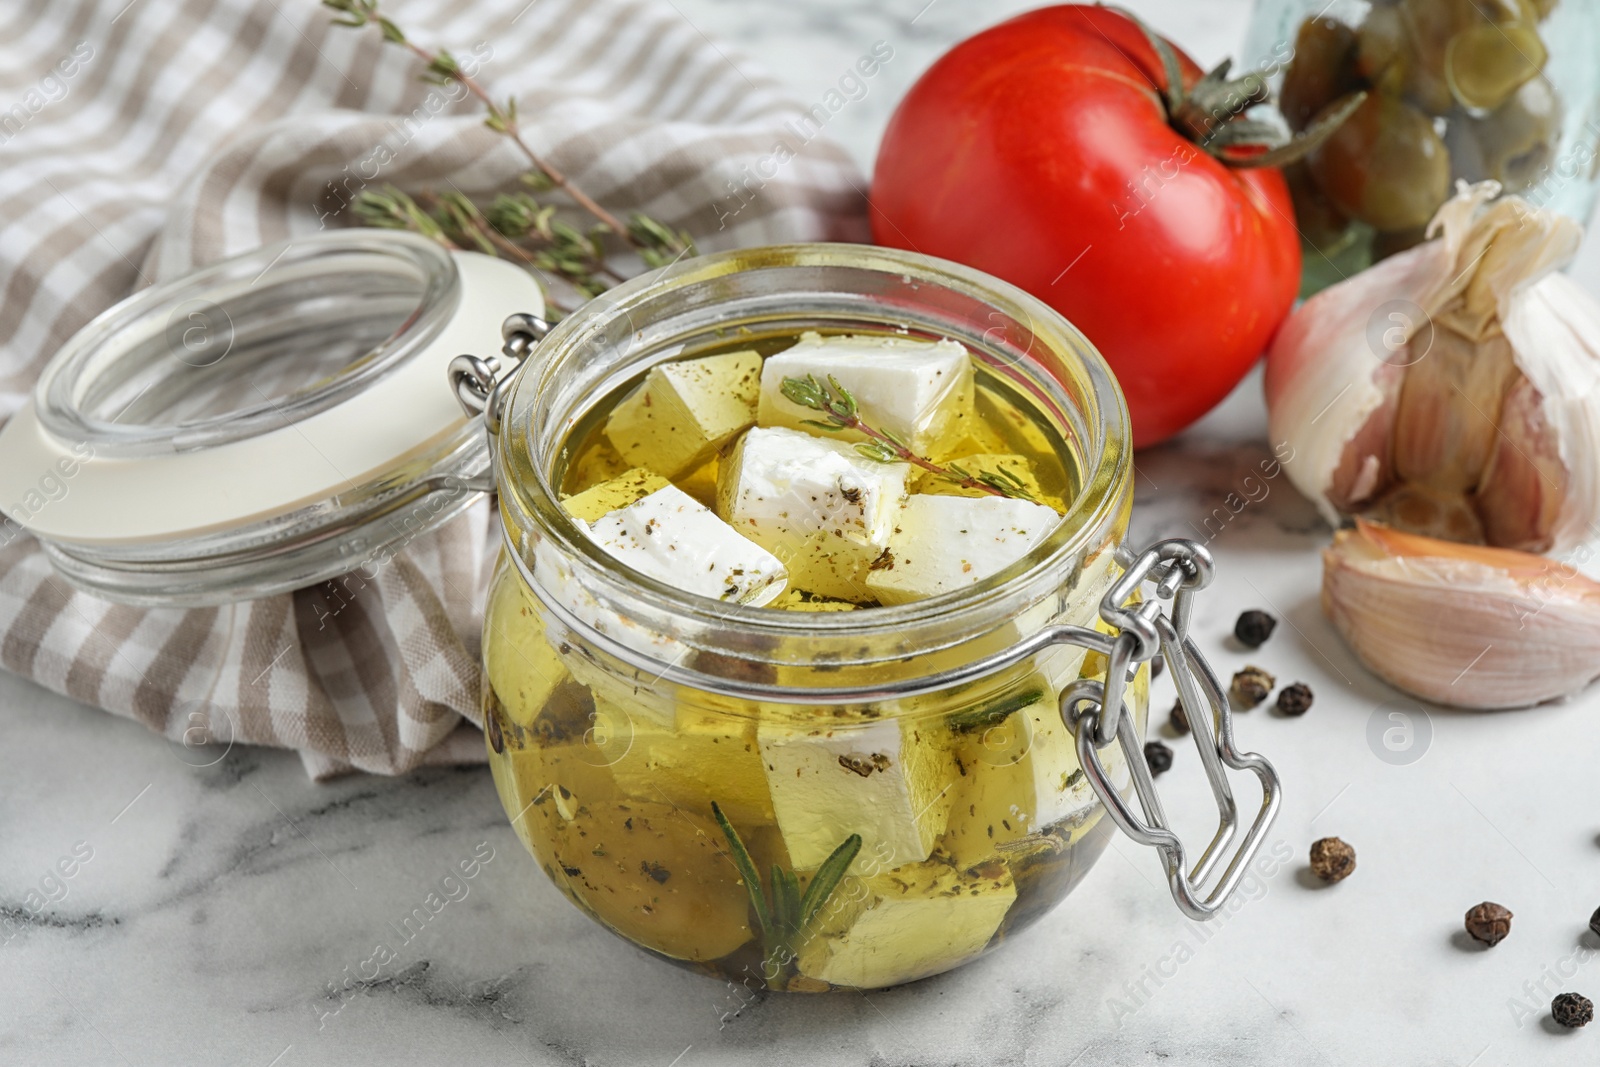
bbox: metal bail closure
[448,311,551,434]
[1062,539,1283,921]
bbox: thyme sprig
[323,0,695,293]
[712,802,860,985]
[354,183,624,298]
[780,375,1037,501]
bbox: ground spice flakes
[1308,837,1356,883]
[1464,901,1513,947]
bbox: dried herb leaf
[711,801,770,935]
[948,688,1044,732]
[777,374,1035,499]
[798,832,862,928]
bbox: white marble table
[6,1,1600,1064]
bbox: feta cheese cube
[566,438,632,488]
[758,332,974,456]
[604,350,762,478]
[796,857,1016,988]
[942,689,1098,867]
[560,467,672,523]
[554,638,677,729]
[758,716,954,871]
[586,485,788,606]
[535,539,687,671]
[865,495,1060,605]
[483,567,568,730]
[718,427,907,601]
[937,550,1130,866]
[934,410,1012,462]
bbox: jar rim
[33,231,460,456]
[496,243,1131,677]
[0,232,543,605]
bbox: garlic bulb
[1323,521,1600,709]
[1266,182,1600,553]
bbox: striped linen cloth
[0,0,869,778]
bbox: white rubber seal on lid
[0,235,541,545]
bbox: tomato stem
[1099,3,1363,170]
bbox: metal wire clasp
[447,312,550,434]
[1061,539,1282,921]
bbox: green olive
[1356,5,1413,94]
[1372,225,1431,260]
[1285,161,1353,252]
[1309,91,1453,232]
[1281,17,1361,132]
[1398,0,1481,115]
[1445,22,1547,111]
[541,800,755,962]
[1455,75,1562,193]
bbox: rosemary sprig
[711,801,861,985]
[323,0,695,283]
[780,375,1036,501]
[947,687,1045,733]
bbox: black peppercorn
[1589,905,1600,940]
[1144,740,1173,776]
[1234,609,1277,648]
[1151,657,1165,679]
[1168,700,1190,736]
[1553,992,1594,1028]
[1464,901,1513,947]
[1309,836,1356,883]
[1230,665,1275,709]
[1276,682,1314,716]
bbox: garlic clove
[1268,182,1600,552]
[1474,372,1567,551]
[1361,483,1485,544]
[1323,359,1402,514]
[1500,270,1600,551]
[1322,520,1600,709]
[1265,237,1443,524]
[1388,328,1518,494]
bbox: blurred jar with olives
[1246,0,1600,294]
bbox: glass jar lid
[0,231,542,606]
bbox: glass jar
[470,244,1281,991]
[0,231,1280,993]
[1244,0,1600,294]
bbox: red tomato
[871,5,1301,447]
